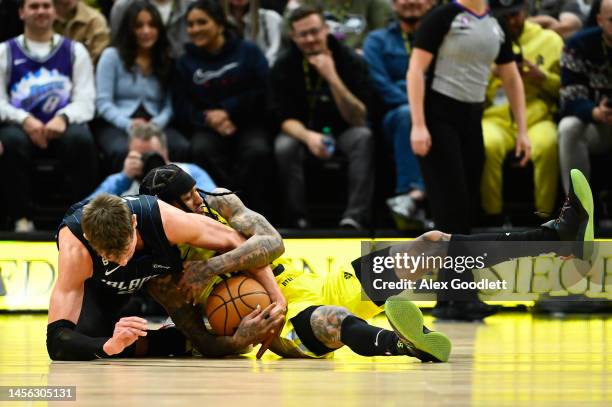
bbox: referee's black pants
[419,90,485,301]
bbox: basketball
[205,274,271,336]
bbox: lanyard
[23,35,55,53]
[401,30,413,55]
[303,58,323,125]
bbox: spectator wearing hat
[482,0,563,221]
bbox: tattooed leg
[309,306,351,350]
[309,306,409,357]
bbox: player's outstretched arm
[147,275,284,357]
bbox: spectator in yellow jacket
[482,0,563,221]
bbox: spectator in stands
[407,0,527,319]
[296,0,393,50]
[96,0,188,173]
[173,0,273,216]
[223,0,284,65]
[271,6,374,229]
[558,0,612,193]
[53,0,110,64]
[528,0,585,38]
[110,0,192,57]
[89,123,215,198]
[482,0,563,222]
[0,0,97,232]
[363,0,434,222]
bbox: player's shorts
[272,258,383,358]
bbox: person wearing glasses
[270,5,374,230]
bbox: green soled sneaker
[385,295,451,362]
[542,169,594,259]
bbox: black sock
[450,227,560,269]
[340,316,405,356]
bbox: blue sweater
[88,162,216,199]
[560,27,612,123]
[363,21,411,109]
[173,36,269,129]
[95,47,173,131]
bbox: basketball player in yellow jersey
[140,164,452,362]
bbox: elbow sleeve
[46,320,109,361]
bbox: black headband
[157,169,195,203]
[140,164,196,203]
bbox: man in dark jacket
[271,5,374,229]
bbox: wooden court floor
[0,312,610,407]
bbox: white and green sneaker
[385,295,451,362]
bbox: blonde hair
[82,194,133,258]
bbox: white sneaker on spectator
[386,193,417,220]
[339,217,363,230]
[14,218,35,232]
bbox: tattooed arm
[208,188,286,307]
[180,189,286,303]
[147,275,283,357]
[206,188,285,270]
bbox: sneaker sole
[385,296,452,362]
[570,169,594,258]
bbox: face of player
[186,8,225,51]
[291,13,329,56]
[393,0,434,24]
[134,10,159,51]
[102,216,139,266]
[20,0,56,33]
[177,187,205,214]
[599,0,612,45]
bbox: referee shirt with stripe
[414,1,514,103]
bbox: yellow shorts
[272,259,383,358]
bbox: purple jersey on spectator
[7,37,73,123]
